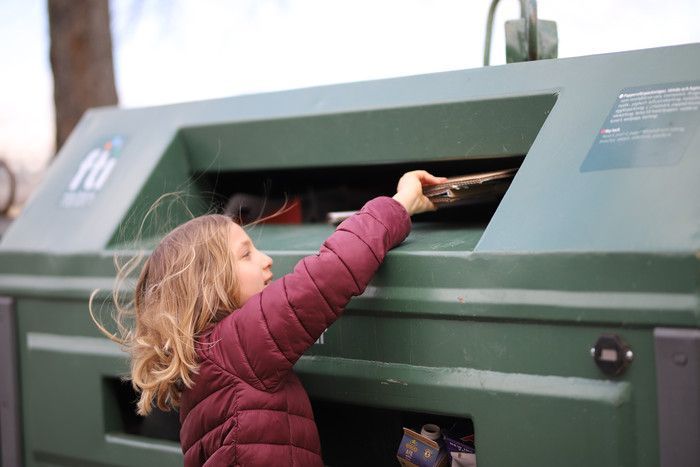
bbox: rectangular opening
[203,155,523,226]
[311,398,475,466]
[103,377,181,442]
[102,377,476,465]
[183,94,556,231]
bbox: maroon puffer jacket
[179,197,410,466]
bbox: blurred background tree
[48,0,118,153]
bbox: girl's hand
[392,170,448,216]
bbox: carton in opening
[443,432,477,467]
[396,427,449,467]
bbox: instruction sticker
[60,136,124,208]
[581,82,700,171]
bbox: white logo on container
[61,136,123,208]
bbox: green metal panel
[18,299,181,466]
[0,44,698,466]
[181,94,555,170]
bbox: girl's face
[229,224,274,305]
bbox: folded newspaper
[326,168,518,224]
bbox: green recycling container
[1,43,699,467]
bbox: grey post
[654,327,700,467]
[0,296,22,467]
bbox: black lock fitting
[591,334,634,376]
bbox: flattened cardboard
[422,168,518,206]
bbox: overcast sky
[1,0,699,172]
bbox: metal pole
[484,0,539,66]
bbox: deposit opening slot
[201,155,523,225]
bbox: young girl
[93,170,445,466]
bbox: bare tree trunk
[48,0,118,153]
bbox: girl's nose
[262,253,273,269]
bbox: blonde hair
[91,214,241,416]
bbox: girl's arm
[211,171,443,391]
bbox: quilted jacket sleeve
[210,196,410,391]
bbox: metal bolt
[672,353,688,366]
[625,350,634,361]
[590,347,596,357]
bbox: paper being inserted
[325,168,518,224]
[421,168,518,206]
